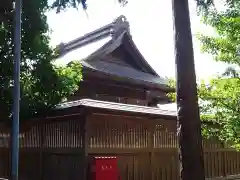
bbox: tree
[199,77,240,149]
[50,0,128,12]
[0,0,82,123]
[198,2,240,65]
[196,0,240,149]
[171,0,240,179]
[168,76,240,150]
[171,0,206,179]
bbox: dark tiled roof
[56,99,177,117]
[81,60,167,85]
[58,15,159,76]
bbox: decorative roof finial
[114,15,127,24]
[111,15,130,39]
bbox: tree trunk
[172,0,205,180]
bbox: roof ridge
[58,15,130,57]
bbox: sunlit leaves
[198,78,240,147]
[198,0,240,64]
[167,77,240,149]
[195,0,240,149]
[0,0,83,122]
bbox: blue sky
[47,0,228,79]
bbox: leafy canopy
[0,0,82,122]
[197,0,240,149]
[198,77,240,149]
[198,5,240,64]
[167,77,240,149]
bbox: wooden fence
[0,113,240,180]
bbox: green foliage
[167,77,240,150]
[48,0,236,15]
[0,1,82,122]
[51,0,88,12]
[197,0,240,64]
[166,78,176,102]
[198,78,240,149]
[194,0,240,149]
[50,0,128,12]
[198,16,240,64]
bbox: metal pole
[11,0,21,180]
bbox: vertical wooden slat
[102,119,105,148]
[64,122,67,148]
[61,122,64,148]
[217,152,220,177]
[30,127,33,148]
[148,122,154,180]
[103,119,106,148]
[133,125,136,148]
[69,121,71,148]
[213,152,216,177]
[72,120,75,148]
[142,124,144,148]
[58,122,61,148]
[230,152,234,175]
[121,121,123,148]
[39,123,44,180]
[47,123,50,148]
[123,123,126,148]
[73,120,76,148]
[130,124,132,149]
[78,120,82,148]
[117,120,120,148]
[59,122,62,148]
[93,119,96,148]
[52,123,55,148]
[103,119,108,148]
[110,120,112,148]
[82,112,89,180]
[137,124,140,148]
[107,119,110,148]
[233,152,236,175]
[108,119,111,148]
[236,153,240,175]
[91,119,94,148]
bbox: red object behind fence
[90,156,120,180]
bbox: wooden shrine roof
[82,61,166,86]
[57,16,169,88]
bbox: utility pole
[11,0,21,180]
[172,0,205,180]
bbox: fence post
[81,111,90,180]
[221,142,227,178]
[148,122,155,180]
[39,123,44,180]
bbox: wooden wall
[68,78,170,106]
[0,113,240,180]
[68,80,146,102]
